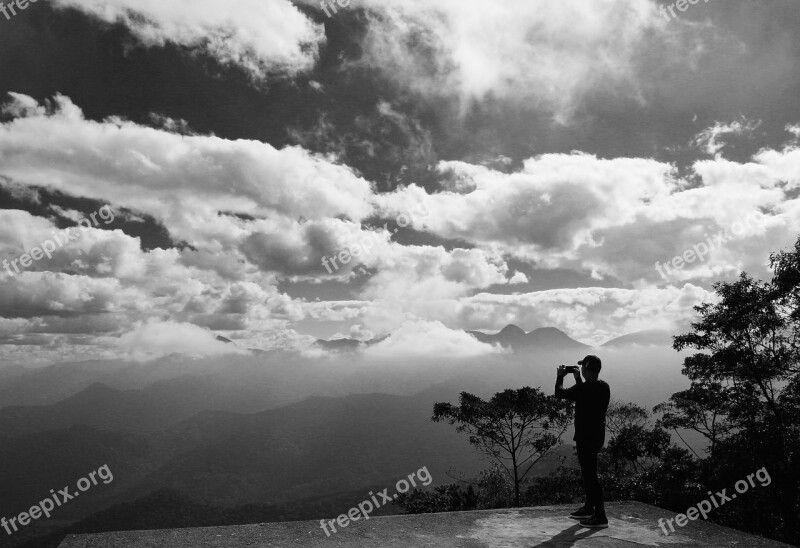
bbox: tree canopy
[432,387,572,507]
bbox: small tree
[601,400,700,508]
[432,387,572,507]
[654,382,731,462]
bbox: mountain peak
[527,327,568,336]
[467,325,590,351]
[498,324,526,336]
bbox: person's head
[578,355,601,379]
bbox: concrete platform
[59,502,795,547]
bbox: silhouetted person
[555,355,610,528]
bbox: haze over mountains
[0,327,688,547]
[314,324,671,354]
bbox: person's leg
[576,445,592,509]
[586,445,605,518]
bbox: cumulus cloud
[0,205,307,355]
[0,92,399,284]
[375,146,798,285]
[376,155,673,256]
[455,285,714,346]
[0,94,374,245]
[0,93,522,362]
[0,272,136,319]
[117,319,246,359]
[354,0,672,121]
[3,87,799,365]
[363,319,503,359]
[360,246,509,302]
[0,209,149,280]
[53,0,325,78]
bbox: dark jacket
[555,376,610,447]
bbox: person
[554,355,610,528]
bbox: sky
[0,0,799,366]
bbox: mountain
[0,387,485,524]
[467,324,591,351]
[313,335,388,351]
[314,338,362,351]
[0,356,317,418]
[0,425,186,520]
[526,327,591,349]
[602,329,675,348]
[114,390,485,508]
[0,365,28,382]
[0,378,278,436]
[0,346,695,548]
[0,357,219,409]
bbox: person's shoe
[568,506,594,519]
[579,515,609,528]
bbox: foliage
[521,465,584,506]
[599,400,701,509]
[397,463,582,513]
[656,236,800,543]
[432,387,572,507]
[395,465,510,513]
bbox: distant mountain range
[313,335,387,351]
[314,325,592,352]
[466,325,591,350]
[0,378,283,437]
[601,329,675,348]
[314,325,676,352]
[0,333,690,548]
[0,384,489,548]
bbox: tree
[604,401,670,476]
[601,401,700,508]
[664,238,800,543]
[654,383,730,461]
[432,387,572,507]
[605,400,648,438]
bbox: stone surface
[59,501,795,547]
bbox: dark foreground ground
[59,501,796,547]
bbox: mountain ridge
[466,324,592,351]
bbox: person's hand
[557,365,567,377]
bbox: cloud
[0,271,135,319]
[376,145,798,285]
[354,0,671,121]
[455,285,714,346]
[363,319,502,359]
[692,117,762,157]
[0,93,374,245]
[360,245,509,302]
[241,218,374,277]
[52,0,325,78]
[117,319,246,359]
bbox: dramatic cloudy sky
[1,0,799,364]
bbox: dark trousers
[577,443,605,517]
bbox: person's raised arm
[555,365,579,400]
